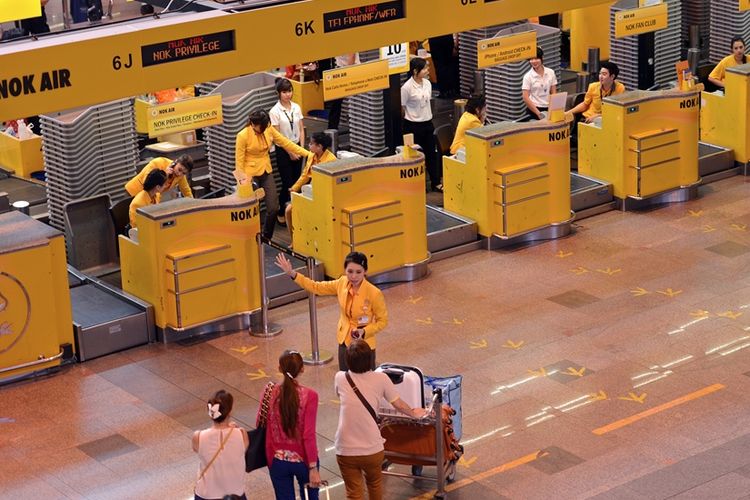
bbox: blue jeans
[269,458,318,500]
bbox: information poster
[614,3,668,38]
[147,95,223,137]
[323,60,389,101]
[477,31,536,69]
[380,43,409,75]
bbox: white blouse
[400,77,433,123]
[269,101,303,145]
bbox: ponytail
[278,350,303,437]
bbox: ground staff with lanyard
[275,251,387,371]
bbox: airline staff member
[235,109,310,239]
[450,94,486,154]
[566,61,625,123]
[522,47,557,121]
[402,57,441,192]
[125,155,194,198]
[708,36,747,89]
[275,251,387,371]
[270,78,305,227]
[284,132,337,246]
[129,169,167,229]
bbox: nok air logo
[0,272,31,355]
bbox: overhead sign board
[323,59,389,101]
[477,31,536,68]
[614,3,668,38]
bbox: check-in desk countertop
[119,194,262,332]
[701,63,750,164]
[0,211,73,378]
[443,120,571,239]
[292,152,428,277]
[578,89,700,200]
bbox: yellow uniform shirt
[450,112,483,154]
[708,54,746,83]
[235,125,309,178]
[290,149,337,193]
[293,273,387,349]
[582,81,626,119]
[124,157,193,198]
[128,190,159,228]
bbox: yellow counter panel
[0,133,44,178]
[0,212,74,381]
[443,120,571,239]
[578,89,700,200]
[119,194,262,332]
[291,79,325,115]
[701,63,750,165]
[292,152,428,277]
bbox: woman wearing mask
[274,251,387,371]
[260,350,321,500]
[235,109,310,239]
[193,390,249,500]
[708,36,747,89]
[269,78,305,227]
[401,57,441,192]
[450,94,486,154]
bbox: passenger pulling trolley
[376,363,464,499]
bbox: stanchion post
[434,388,446,498]
[251,233,282,338]
[302,255,333,365]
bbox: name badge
[358,315,370,325]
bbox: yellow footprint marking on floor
[631,287,649,296]
[556,250,573,258]
[657,288,682,298]
[231,346,258,355]
[416,317,433,325]
[717,311,743,320]
[688,210,703,217]
[406,295,423,304]
[527,367,547,377]
[596,267,621,276]
[469,339,488,349]
[565,367,586,377]
[246,369,270,381]
[571,266,588,275]
[690,310,710,318]
[502,340,524,350]
[458,456,477,468]
[590,390,608,401]
[618,392,647,404]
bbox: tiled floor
[2,176,750,499]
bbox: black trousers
[255,172,279,239]
[275,147,303,215]
[338,343,376,371]
[429,35,459,95]
[524,106,548,121]
[403,120,439,189]
[328,99,344,130]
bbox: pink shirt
[258,383,319,467]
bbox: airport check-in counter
[701,63,750,173]
[443,120,572,246]
[578,89,700,208]
[118,193,262,341]
[0,211,74,383]
[291,151,429,282]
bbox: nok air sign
[477,31,536,69]
[144,95,223,138]
[614,3,668,38]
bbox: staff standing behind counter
[708,36,747,89]
[450,94,486,155]
[128,169,167,229]
[125,155,194,199]
[235,109,311,239]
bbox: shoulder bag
[246,381,274,472]
[345,372,380,425]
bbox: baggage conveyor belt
[570,172,616,220]
[426,205,481,261]
[0,171,47,218]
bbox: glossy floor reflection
[2,176,750,499]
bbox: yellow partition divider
[291,79,325,115]
[569,3,613,73]
[578,89,700,200]
[119,194,262,334]
[0,212,74,382]
[292,152,428,278]
[0,133,44,178]
[701,64,750,166]
[443,120,571,239]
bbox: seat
[63,194,119,276]
[110,196,133,237]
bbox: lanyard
[281,107,295,132]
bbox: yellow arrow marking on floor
[246,368,270,381]
[409,450,548,500]
[593,384,725,435]
[690,310,710,318]
[406,295,423,304]
[230,346,258,355]
[717,311,743,320]
[556,250,573,258]
[702,225,716,233]
[469,339,488,349]
[443,318,465,325]
[688,209,703,217]
[730,223,747,231]
[329,399,341,405]
[502,340,524,350]
[527,367,547,377]
[631,287,649,297]
[565,367,586,377]
[597,267,622,276]
[458,456,477,468]
[571,266,588,275]
[590,390,608,401]
[618,392,647,404]
[657,288,683,298]
[416,317,433,325]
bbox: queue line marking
[592,383,725,435]
[409,450,546,500]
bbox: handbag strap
[258,382,274,427]
[345,372,380,425]
[198,427,234,482]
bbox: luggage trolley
[377,364,461,499]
